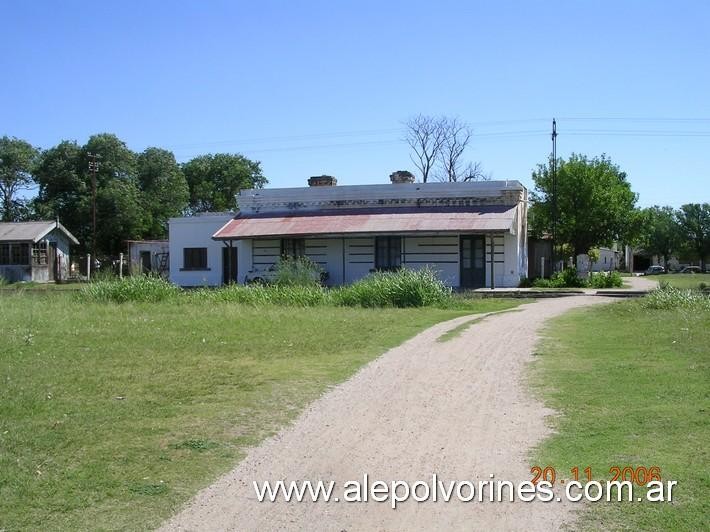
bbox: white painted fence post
[87,254,91,282]
[541,256,545,279]
[119,253,124,279]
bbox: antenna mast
[87,152,102,259]
[551,119,558,273]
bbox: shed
[126,240,169,275]
[0,221,79,282]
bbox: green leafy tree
[96,179,149,255]
[137,148,189,238]
[676,203,710,270]
[0,136,39,221]
[34,134,142,255]
[530,153,638,258]
[639,206,682,268]
[34,140,87,240]
[183,153,267,213]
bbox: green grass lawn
[531,299,709,530]
[0,281,82,291]
[661,273,710,290]
[0,292,521,531]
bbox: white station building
[170,173,528,289]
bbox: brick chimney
[308,175,337,187]
[389,170,415,184]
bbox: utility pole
[551,119,558,273]
[87,152,101,261]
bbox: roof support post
[226,240,233,285]
[489,234,495,290]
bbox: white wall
[128,241,169,272]
[344,237,375,283]
[403,236,459,286]
[577,247,620,273]
[169,214,239,287]
[240,233,522,288]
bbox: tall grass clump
[189,283,331,306]
[273,256,324,286]
[0,275,8,287]
[78,275,180,303]
[335,268,451,307]
[642,284,710,311]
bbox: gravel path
[624,274,658,291]
[160,296,612,532]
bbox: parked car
[678,266,703,274]
[244,265,278,284]
[644,265,666,275]
[243,265,329,285]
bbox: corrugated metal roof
[0,221,79,245]
[213,206,517,240]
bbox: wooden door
[48,242,57,281]
[460,235,485,289]
[222,246,238,284]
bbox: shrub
[532,267,586,288]
[587,248,600,264]
[641,284,710,311]
[588,271,623,289]
[78,275,180,303]
[273,256,324,286]
[558,267,587,287]
[335,267,451,308]
[518,277,533,288]
[531,277,556,288]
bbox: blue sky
[2,0,708,207]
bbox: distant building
[0,221,79,282]
[576,246,621,273]
[125,240,169,275]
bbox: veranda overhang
[212,206,517,240]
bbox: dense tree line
[0,134,266,255]
[530,153,709,268]
[639,204,710,270]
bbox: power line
[560,116,710,122]
[164,118,710,152]
[166,120,710,159]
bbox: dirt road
[160,296,612,531]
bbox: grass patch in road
[436,307,527,342]
[530,299,709,530]
[660,273,710,290]
[0,292,524,531]
[436,316,487,342]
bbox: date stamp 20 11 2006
[531,465,662,486]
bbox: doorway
[460,235,485,289]
[222,246,238,284]
[48,242,57,281]
[140,251,152,273]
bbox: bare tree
[437,117,472,182]
[403,115,446,183]
[404,115,488,183]
[461,161,490,181]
